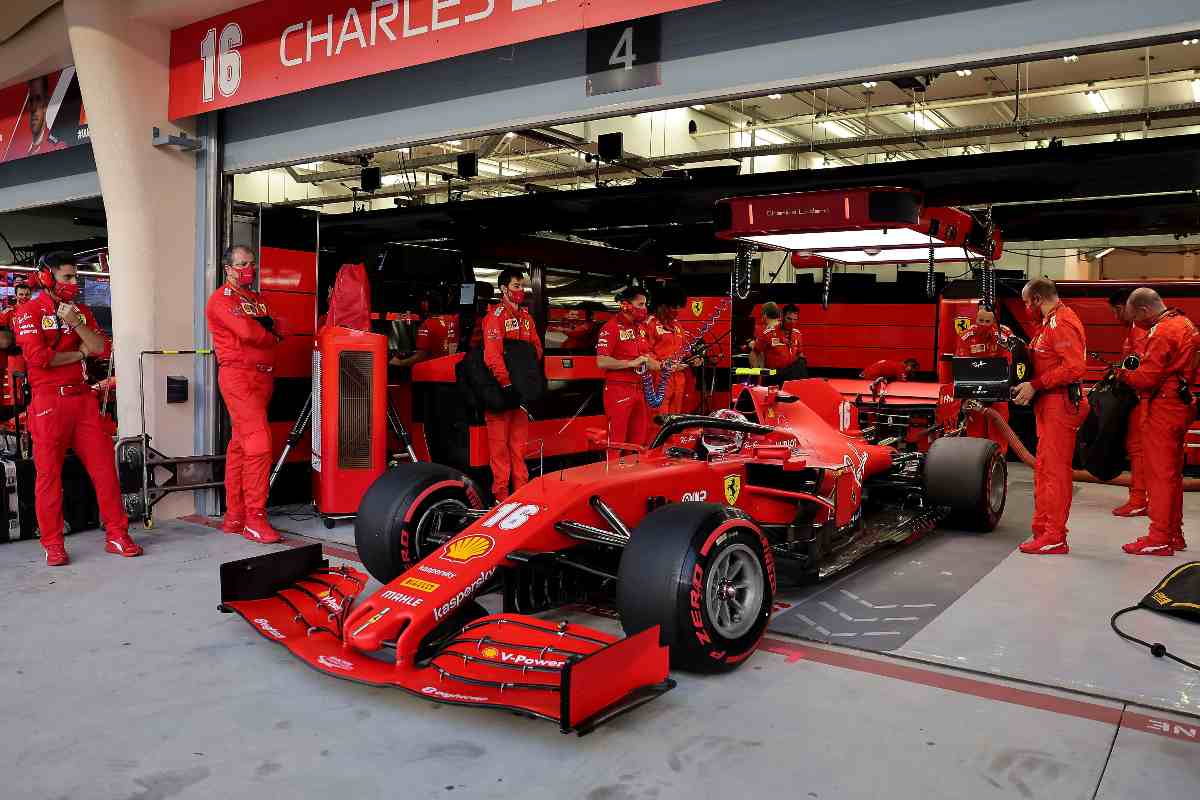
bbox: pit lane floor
[0,487,1195,798]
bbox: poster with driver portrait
[0,66,89,163]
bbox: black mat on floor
[769,476,1034,652]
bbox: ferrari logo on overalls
[954,316,971,335]
[1016,363,1027,380]
[691,300,704,318]
[724,475,742,505]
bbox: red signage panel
[169,0,720,120]
[0,67,89,163]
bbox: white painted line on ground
[882,617,920,622]
[862,631,902,637]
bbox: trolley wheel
[323,517,336,530]
[144,516,155,530]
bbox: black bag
[1074,370,1138,481]
[458,340,546,413]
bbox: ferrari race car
[219,378,1007,734]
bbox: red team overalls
[1024,303,1088,553]
[754,324,804,371]
[483,301,542,501]
[13,294,134,558]
[862,359,908,382]
[206,285,280,536]
[647,314,690,415]
[1119,309,1197,555]
[597,314,652,446]
[1116,323,1150,515]
[415,316,451,357]
[955,323,1013,453]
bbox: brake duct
[976,406,1200,491]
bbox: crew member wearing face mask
[750,302,804,381]
[13,252,141,565]
[955,301,1014,452]
[1010,278,1088,555]
[483,268,543,501]
[1116,288,1198,556]
[646,297,694,415]
[206,245,284,544]
[392,292,451,368]
[597,287,659,446]
[1108,289,1150,518]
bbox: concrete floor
[2,473,1199,799]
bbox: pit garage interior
[5,2,1200,799]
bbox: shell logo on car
[441,534,496,564]
[482,646,500,659]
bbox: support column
[63,0,199,517]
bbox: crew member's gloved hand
[501,384,521,407]
[254,316,275,332]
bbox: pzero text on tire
[923,436,1007,532]
[354,463,483,584]
[617,503,775,673]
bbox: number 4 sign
[586,16,662,96]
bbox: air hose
[975,406,1200,490]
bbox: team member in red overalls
[751,303,804,376]
[597,287,659,446]
[955,302,1013,453]
[13,252,141,566]
[1011,278,1089,555]
[483,268,542,501]
[861,358,918,382]
[646,298,693,415]
[0,281,31,329]
[206,245,284,544]
[1108,289,1150,517]
[1117,288,1197,555]
[392,294,451,368]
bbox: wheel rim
[413,498,468,558]
[704,542,765,639]
[986,455,1006,514]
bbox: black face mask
[1111,561,1200,671]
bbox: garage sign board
[169,0,721,119]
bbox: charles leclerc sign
[168,0,719,119]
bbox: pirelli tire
[617,503,775,674]
[924,436,1007,532]
[355,463,484,584]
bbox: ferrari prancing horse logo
[1016,363,1027,380]
[691,299,705,318]
[954,316,971,335]
[724,475,742,505]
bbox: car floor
[1,468,1197,799]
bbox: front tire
[924,437,1007,531]
[354,464,483,583]
[617,504,775,673]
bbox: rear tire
[617,503,775,673]
[355,464,483,583]
[924,437,1007,532]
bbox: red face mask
[507,287,526,305]
[624,303,648,322]
[56,281,80,301]
[235,266,255,287]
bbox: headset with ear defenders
[35,254,56,291]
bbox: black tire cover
[457,340,545,412]
[1075,376,1138,481]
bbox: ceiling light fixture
[1062,54,1079,63]
[768,93,783,100]
[504,132,517,138]
[821,120,855,138]
[447,139,463,146]
[1183,38,1200,46]
[714,188,1002,264]
[955,69,972,77]
[1192,79,1200,103]
[862,81,878,89]
[906,110,945,130]
[1085,89,1109,114]
[691,104,707,110]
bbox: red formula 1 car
[219,378,1007,734]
